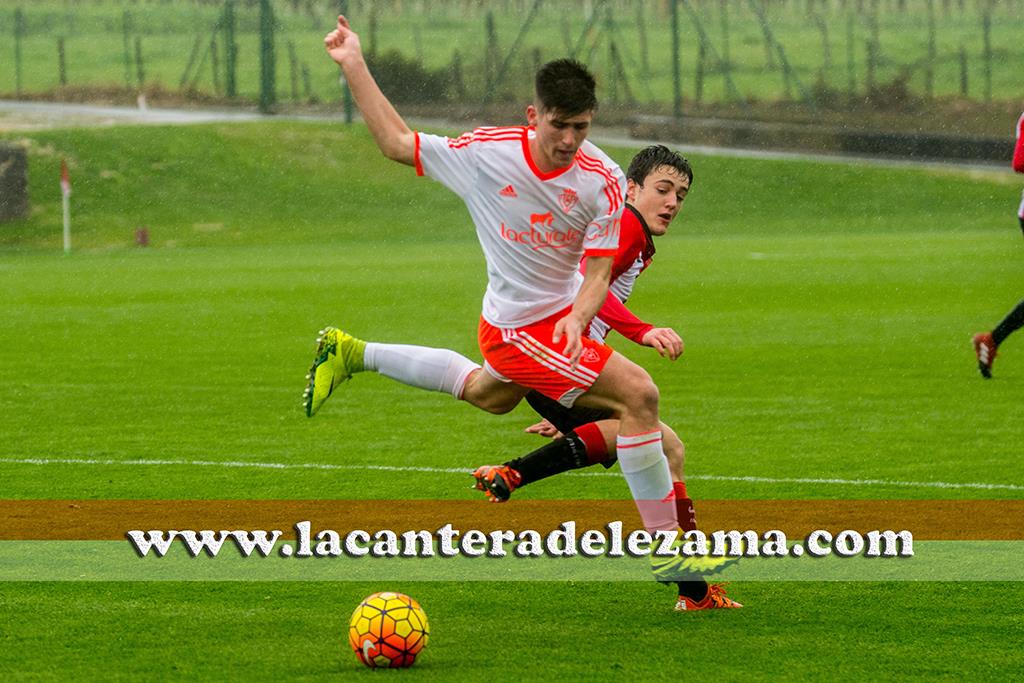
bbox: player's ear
[626,178,639,203]
[526,104,539,126]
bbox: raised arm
[324,15,416,165]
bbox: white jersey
[415,126,625,328]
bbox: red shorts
[478,308,613,407]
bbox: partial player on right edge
[972,110,1024,378]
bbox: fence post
[57,37,67,87]
[210,36,222,95]
[846,12,855,97]
[605,4,617,104]
[14,8,24,96]
[122,10,133,90]
[719,0,730,67]
[636,1,650,77]
[135,36,145,90]
[925,0,935,99]
[958,45,968,97]
[259,0,276,113]
[338,0,352,123]
[695,40,704,105]
[484,10,498,97]
[288,40,300,101]
[671,0,682,118]
[368,5,378,58]
[223,0,237,99]
[865,39,875,92]
[981,6,992,103]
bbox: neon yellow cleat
[649,530,742,583]
[303,327,366,417]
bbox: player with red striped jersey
[971,111,1024,377]
[308,15,720,590]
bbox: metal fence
[2,0,1022,115]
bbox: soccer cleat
[649,530,742,583]
[472,465,522,503]
[303,327,367,417]
[674,583,743,611]
[972,332,997,379]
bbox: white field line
[1,457,1023,492]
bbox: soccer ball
[348,591,430,668]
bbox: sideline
[1,456,1022,492]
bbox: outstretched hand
[324,15,362,66]
[524,419,562,438]
[642,327,684,360]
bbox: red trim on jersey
[449,126,524,150]
[576,151,623,215]
[414,132,424,176]
[1013,113,1024,174]
[584,248,617,258]
[521,128,575,181]
[609,206,650,282]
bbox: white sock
[363,343,480,399]
[616,431,678,533]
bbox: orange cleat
[674,583,743,611]
[471,465,522,503]
[972,332,997,379]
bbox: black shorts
[525,390,615,435]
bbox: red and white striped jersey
[1014,112,1024,218]
[415,126,625,328]
[587,204,657,344]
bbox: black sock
[992,299,1024,347]
[505,431,590,487]
[676,579,709,601]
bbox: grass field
[2,0,1023,109]
[1,121,1023,678]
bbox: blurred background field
[1,0,1022,135]
[1,121,1021,502]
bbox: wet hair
[534,59,598,117]
[626,145,693,187]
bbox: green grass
[0,121,1022,678]
[1,582,1021,680]
[1,0,1023,108]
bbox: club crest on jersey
[581,348,602,364]
[557,188,578,213]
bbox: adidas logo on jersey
[499,184,517,198]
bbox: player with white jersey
[469,146,740,610]
[972,111,1024,377]
[306,15,733,596]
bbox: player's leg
[303,326,525,416]
[577,352,738,584]
[973,298,1024,379]
[573,351,679,536]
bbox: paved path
[0,99,1010,175]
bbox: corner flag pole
[60,158,71,254]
